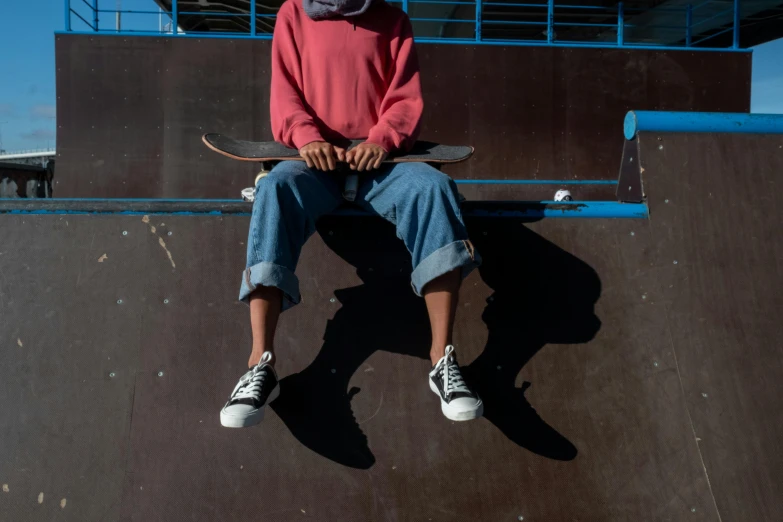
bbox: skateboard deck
[202,134,474,164]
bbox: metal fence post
[617,2,624,47]
[250,0,256,36]
[65,0,71,31]
[93,0,98,31]
[686,3,692,47]
[172,0,178,35]
[732,0,739,49]
[475,0,482,42]
[547,0,554,43]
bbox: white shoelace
[230,352,273,403]
[436,346,471,397]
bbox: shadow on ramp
[271,215,601,468]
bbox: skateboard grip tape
[343,174,359,202]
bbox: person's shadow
[270,214,601,469]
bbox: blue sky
[0,1,781,152]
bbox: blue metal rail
[624,111,783,140]
[62,0,746,51]
[0,199,648,219]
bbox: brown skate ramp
[0,135,781,521]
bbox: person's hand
[299,142,345,171]
[346,143,388,172]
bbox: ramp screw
[630,232,635,236]
[158,371,164,377]
[673,260,678,265]
[330,298,336,303]
[658,145,664,150]
[163,299,169,304]
[331,369,336,374]
[653,361,659,367]
[122,231,128,236]
[691,508,696,513]
[117,299,123,304]
[518,517,525,521]
[702,393,708,398]
[109,372,116,378]
[664,199,669,203]
[167,231,172,236]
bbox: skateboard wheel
[554,189,573,202]
[255,171,269,186]
[241,187,255,203]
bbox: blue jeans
[240,161,481,310]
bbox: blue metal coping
[624,111,783,140]
[0,199,648,219]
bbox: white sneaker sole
[220,384,280,428]
[429,380,484,421]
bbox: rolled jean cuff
[411,240,482,296]
[239,261,301,311]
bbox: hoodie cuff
[291,122,325,150]
[366,124,403,154]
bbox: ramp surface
[1,135,781,521]
[54,35,750,198]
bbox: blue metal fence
[62,0,745,51]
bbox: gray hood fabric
[302,0,379,20]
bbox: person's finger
[372,151,384,170]
[348,149,359,170]
[352,148,365,171]
[334,147,346,162]
[365,150,377,171]
[359,149,374,172]
[301,151,314,169]
[312,149,327,171]
[325,146,336,171]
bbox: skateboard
[202,134,473,202]
[202,134,474,164]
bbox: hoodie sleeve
[365,16,423,154]
[270,5,324,149]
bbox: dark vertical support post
[617,2,624,47]
[475,0,482,42]
[92,0,98,31]
[250,0,256,36]
[65,0,71,31]
[732,0,740,49]
[172,0,178,35]
[686,4,692,47]
[616,138,643,203]
[547,0,554,43]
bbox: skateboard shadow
[270,214,601,469]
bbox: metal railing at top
[63,0,744,50]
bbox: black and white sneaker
[220,352,280,428]
[429,345,483,421]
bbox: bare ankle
[430,345,447,365]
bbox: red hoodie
[270,0,423,153]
